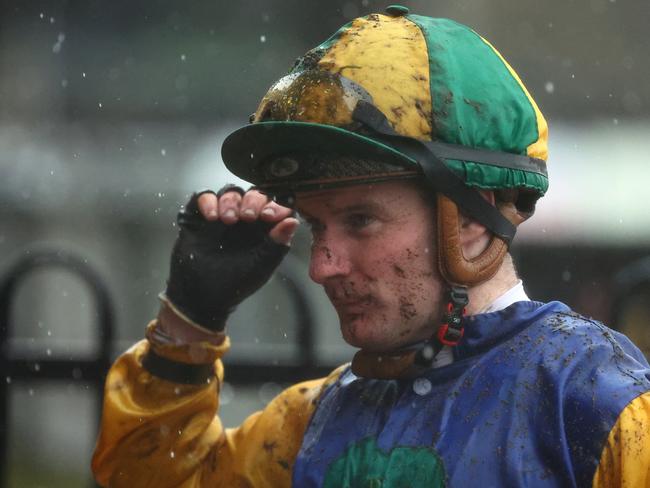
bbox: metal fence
[0,249,327,487]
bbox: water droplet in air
[161,148,166,156]
[413,377,432,396]
[260,35,266,43]
[545,81,555,94]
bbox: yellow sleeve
[593,391,650,488]
[91,322,345,487]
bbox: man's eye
[346,213,375,230]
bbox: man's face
[296,181,444,352]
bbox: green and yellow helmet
[222,6,549,287]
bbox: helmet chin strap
[413,194,529,368]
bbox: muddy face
[297,181,444,352]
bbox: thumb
[269,217,299,246]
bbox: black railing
[0,249,114,488]
[0,249,323,487]
[611,256,650,331]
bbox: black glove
[164,186,290,332]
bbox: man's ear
[459,190,495,259]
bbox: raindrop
[98,102,102,108]
[170,451,175,459]
[46,348,52,356]
[34,363,41,372]
[72,368,82,380]
[413,377,432,396]
[47,330,52,337]
[82,72,86,78]
[61,79,68,88]
[5,377,11,384]
[180,54,186,61]
[39,12,44,19]
[562,270,571,282]
[260,35,266,43]
[612,118,619,125]
[544,82,555,94]
[28,388,35,396]
[258,382,283,404]
[220,382,235,405]
[49,17,55,24]
[161,148,167,156]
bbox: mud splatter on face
[393,264,406,278]
[399,296,417,321]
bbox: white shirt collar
[478,279,530,314]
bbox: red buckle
[437,323,464,346]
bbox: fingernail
[242,208,255,217]
[261,208,275,217]
[208,209,218,217]
[224,209,236,219]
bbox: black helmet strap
[352,101,520,242]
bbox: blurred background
[1,0,649,485]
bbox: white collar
[478,280,530,314]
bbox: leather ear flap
[437,194,514,287]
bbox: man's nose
[308,238,352,284]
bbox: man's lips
[328,295,374,310]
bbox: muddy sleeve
[91,321,344,488]
[592,391,650,487]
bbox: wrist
[157,295,226,346]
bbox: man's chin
[339,313,389,351]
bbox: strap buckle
[436,286,468,347]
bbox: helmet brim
[221,121,417,186]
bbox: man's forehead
[295,181,419,215]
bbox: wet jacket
[92,301,650,487]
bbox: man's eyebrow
[298,202,380,221]
[333,202,382,215]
